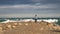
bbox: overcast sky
[0,0,60,17]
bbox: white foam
[0,19,58,23]
[37,19,42,22]
[1,20,17,23]
[20,19,35,22]
[43,19,58,23]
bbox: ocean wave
[43,19,58,23]
[1,20,17,23]
[0,19,35,23]
[19,19,35,22]
[0,19,58,23]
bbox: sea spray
[1,20,17,23]
[0,18,59,25]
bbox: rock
[19,23,22,25]
[7,25,12,29]
[14,23,17,25]
[0,27,2,31]
[12,25,16,29]
[25,23,28,26]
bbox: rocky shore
[0,21,60,34]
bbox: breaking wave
[0,19,58,23]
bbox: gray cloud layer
[0,0,60,17]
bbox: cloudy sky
[0,0,60,17]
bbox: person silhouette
[35,14,37,23]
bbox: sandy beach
[0,21,60,34]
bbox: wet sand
[0,21,60,34]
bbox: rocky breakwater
[0,21,60,34]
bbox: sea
[0,17,60,25]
